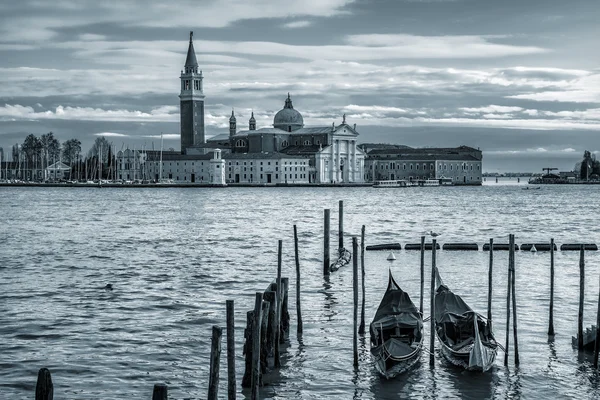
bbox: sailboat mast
[159,133,163,182]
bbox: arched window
[281,140,289,148]
[304,140,311,145]
[235,139,246,148]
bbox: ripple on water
[1,185,600,399]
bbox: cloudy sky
[0,0,599,171]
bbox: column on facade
[351,140,356,182]
[336,139,341,182]
[330,140,335,183]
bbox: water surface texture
[1,185,599,399]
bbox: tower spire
[185,30,198,70]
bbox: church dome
[273,94,304,131]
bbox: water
[1,184,599,399]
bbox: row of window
[372,162,481,171]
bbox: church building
[120,31,366,185]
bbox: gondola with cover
[434,268,498,371]
[370,272,424,378]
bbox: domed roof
[273,94,304,131]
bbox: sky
[0,0,599,172]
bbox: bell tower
[179,31,205,154]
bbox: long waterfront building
[114,31,482,186]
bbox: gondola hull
[372,336,423,379]
[437,336,496,372]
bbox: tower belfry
[179,31,205,154]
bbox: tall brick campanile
[180,31,205,154]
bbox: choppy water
[1,184,600,399]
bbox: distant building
[45,161,71,181]
[363,145,483,185]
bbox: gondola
[434,268,498,371]
[370,272,423,378]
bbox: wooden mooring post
[324,209,330,275]
[430,239,437,366]
[275,240,283,368]
[226,300,236,400]
[578,245,585,351]
[338,200,344,249]
[359,225,366,335]
[487,238,493,332]
[251,292,263,400]
[35,368,53,400]
[548,238,555,336]
[594,273,600,368]
[420,235,425,315]
[208,325,223,400]
[294,225,303,334]
[353,236,359,367]
[504,236,512,367]
[152,383,168,400]
[242,311,254,388]
[510,234,519,365]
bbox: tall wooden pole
[324,209,330,275]
[226,300,236,400]
[420,235,425,315]
[35,368,53,400]
[294,225,303,334]
[353,236,359,367]
[251,292,263,400]
[338,200,344,249]
[510,234,519,365]
[548,238,555,336]
[430,239,437,366]
[487,238,493,332]
[275,240,282,368]
[594,273,600,368]
[208,325,223,400]
[578,245,585,351]
[359,225,366,334]
[152,384,168,400]
[504,236,512,366]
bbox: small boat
[373,179,407,188]
[370,272,423,378]
[434,269,498,371]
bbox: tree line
[7,133,117,180]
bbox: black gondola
[370,272,423,378]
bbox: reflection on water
[1,185,600,399]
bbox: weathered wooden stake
[594,273,600,368]
[281,277,290,336]
[241,311,254,388]
[294,225,303,334]
[487,238,493,332]
[260,301,270,373]
[208,325,223,400]
[578,245,585,351]
[420,235,425,315]
[264,291,276,354]
[152,383,168,400]
[35,368,53,400]
[275,240,283,368]
[548,238,555,336]
[324,209,330,275]
[510,234,519,366]
[226,300,236,400]
[251,292,263,400]
[430,239,436,366]
[504,236,512,367]
[353,236,359,367]
[338,200,344,249]
[359,225,366,334]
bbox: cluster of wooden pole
[241,240,291,399]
